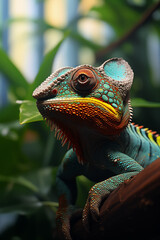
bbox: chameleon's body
[33,58,160,239]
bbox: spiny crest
[46,118,71,149]
[45,118,84,164]
[131,123,160,147]
[128,99,133,123]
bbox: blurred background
[0,0,160,239]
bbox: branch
[96,1,160,60]
[71,158,160,240]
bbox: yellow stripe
[156,136,160,146]
[136,126,142,136]
[45,97,119,118]
[148,132,157,145]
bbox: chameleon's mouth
[38,97,119,115]
[37,97,122,126]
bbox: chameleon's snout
[32,67,73,100]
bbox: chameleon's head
[33,58,133,163]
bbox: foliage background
[0,0,160,239]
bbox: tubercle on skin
[56,74,123,113]
[42,97,120,116]
[34,58,142,172]
[34,58,133,162]
[37,95,129,140]
[41,99,123,132]
[32,59,160,236]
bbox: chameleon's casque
[33,58,160,240]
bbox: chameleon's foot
[82,183,103,231]
[82,173,140,231]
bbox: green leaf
[72,32,101,50]
[19,100,43,124]
[0,201,43,214]
[25,167,56,195]
[91,1,140,36]
[0,48,28,99]
[28,32,70,99]
[0,168,58,214]
[0,103,19,123]
[42,201,58,213]
[8,17,63,31]
[0,175,38,193]
[76,176,93,207]
[0,121,21,140]
[131,98,160,108]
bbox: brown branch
[71,158,160,240]
[96,1,160,60]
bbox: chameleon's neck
[75,124,126,164]
[73,122,160,165]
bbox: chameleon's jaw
[37,97,125,133]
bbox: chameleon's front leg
[56,149,83,240]
[82,151,144,228]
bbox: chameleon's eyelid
[76,74,89,80]
[73,68,95,79]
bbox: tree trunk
[71,158,160,240]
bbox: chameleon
[33,58,160,239]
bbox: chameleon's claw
[61,222,72,240]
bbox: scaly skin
[33,58,160,240]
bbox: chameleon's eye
[71,68,97,94]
